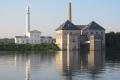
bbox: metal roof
[84,21,105,30]
[56,21,105,31]
[56,20,80,31]
[30,30,41,33]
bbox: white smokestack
[26,6,30,34]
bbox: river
[0,50,120,80]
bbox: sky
[0,0,120,38]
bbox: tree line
[106,32,120,57]
[0,43,60,51]
[106,32,120,50]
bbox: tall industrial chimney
[26,6,30,34]
[68,0,72,22]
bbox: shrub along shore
[0,43,60,51]
[106,32,120,57]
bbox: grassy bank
[0,43,60,51]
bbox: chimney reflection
[25,58,30,80]
[56,50,87,75]
[13,52,31,80]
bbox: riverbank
[0,43,60,51]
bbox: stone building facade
[55,20,105,50]
[56,20,81,50]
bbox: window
[27,40,29,43]
[17,40,19,43]
[49,40,51,43]
[22,40,24,43]
[86,32,88,35]
[96,32,98,34]
[101,32,103,34]
[70,32,72,34]
[45,40,47,43]
[72,39,75,42]
[91,32,93,34]
[41,39,43,43]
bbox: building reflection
[55,50,105,80]
[88,50,105,80]
[14,52,31,80]
[55,50,81,80]
[0,50,105,80]
[88,50,105,69]
[25,58,30,80]
[13,51,56,80]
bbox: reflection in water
[25,57,30,80]
[55,50,105,80]
[88,50,105,80]
[13,52,31,80]
[88,50,105,69]
[1,50,118,80]
[12,51,56,80]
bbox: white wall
[29,32,41,44]
[15,32,53,44]
[15,37,28,44]
[56,30,81,50]
[41,37,53,44]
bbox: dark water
[0,51,120,80]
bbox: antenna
[26,0,30,6]
[25,0,31,8]
[69,0,71,3]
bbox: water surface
[0,51,120,80]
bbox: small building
[15,6,53,44]
[28,30,41,44]
[15,36,29,44]
[0,38,15,44]
[15,30,53,44]
[41,36,53,44]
